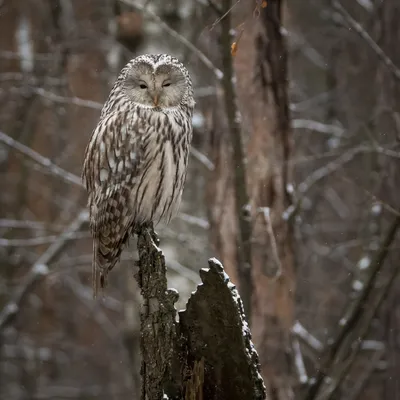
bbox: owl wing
[82,109,150,295]
[83,109,151,233]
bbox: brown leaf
[231,42,238,57]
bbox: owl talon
[149,228,160,245]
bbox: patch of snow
[38,347,51,361]
[292,321,323,351]
[358,256,371,270]
[4,303,18,315]
[283,205,296,220]
[32,263,49,275]
[192,111,205,129]
[16,15,33,73]
[356,0,373,11]
[327,136,341,149]
[352,280,364,291]
[371,203,382,216]
[286,183,295,194]
[209,258,222,267]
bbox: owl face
[123,60,188,109]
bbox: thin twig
[190,146,215,171]
[166,259,200,284]
[0,219,65,230]
[292,321,323,352]
[303,213,400,399]
[206,0,223,15]
[64,276,121,342]
[292,119,344,136]
[0,210,89,332]
[292,338,308,384]
[346,347,384,400]
[0,231,90,247]
[323,260,399,400]
[0,130,84,188]
[332,0,400,82]
[178,212,210,229]
[119,0,223,80]
[258,207,282,278]
[297,146,363,194]
[284,144,400,222]
[33,87,102,110]
[210,0,241,29]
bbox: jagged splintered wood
[135,228,266,400]
[177,258,266,400]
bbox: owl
[82,54,195,298]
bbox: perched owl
[82,54,195,298]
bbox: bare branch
[0,210,89,332]
[292,321,324,352]
[33,87,102,110]
[0,130,84,188]
[0,231,90,247]
[360,340,385,351]
[332,0,400,82]
[177,212,210,229]
[210,0,241,29]
[303,213,400,399]
[190,146,215,171]
[119,0,223,80]
[166,259,200,284]
[258,207,282,278]
[63,276,125,343]
[322,261,398,400]
[285,30,327,70]
[285,144,400,221]
[206,0,223,15]
[346,347,384,400]
[0,219,65,230]
[194,85,217,98]
[292,119,344,136]
[298,146,362,194]
[292,338,309,384]
[355,0,373,12]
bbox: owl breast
[130,111,189,226]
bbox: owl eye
[139,83,148,89]
[162,81,171,87]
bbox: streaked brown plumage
[82,54,194,297]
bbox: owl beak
[153,94,159,107]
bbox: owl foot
[135,223,160,245]
[148,224,160,246]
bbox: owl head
[120,54,194,110]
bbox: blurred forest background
[1,0,399,399]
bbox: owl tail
[92,240,100,299]
[92,239,112,299]
[92,232,128,299]
[92,241,98,298]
